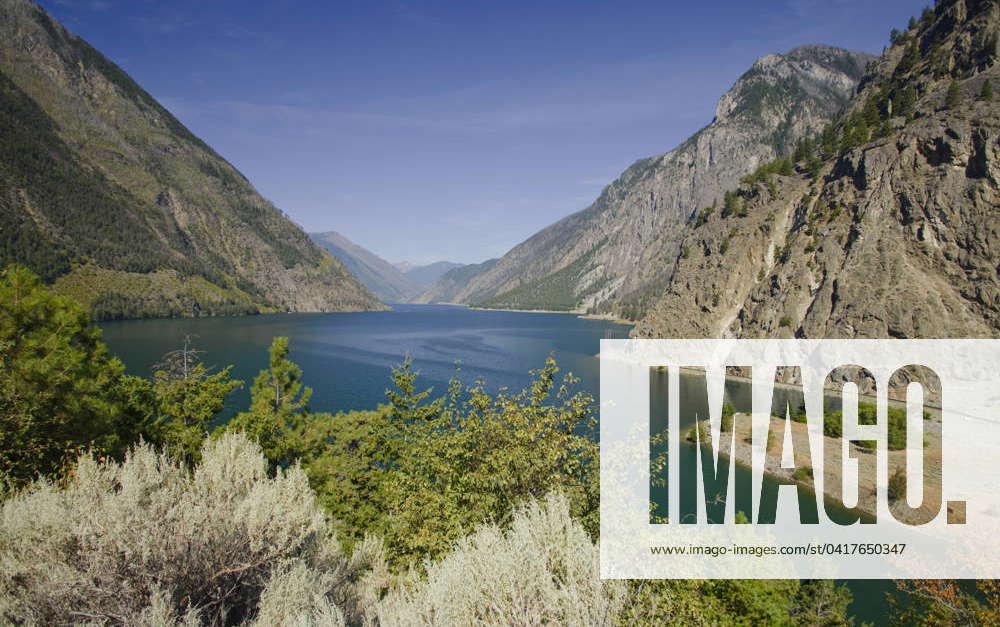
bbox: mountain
[0,0,384,319]
[634,0,1000,340]
[440,45,873,314]
[397,261,465,288]
[412,259,500,304]
[310,231,420,303]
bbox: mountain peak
[715,45,873,123]
[435,44,872,314]
[634,0,1000,340]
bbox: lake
[100,304,627,416]
[99,304,890,623]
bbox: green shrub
[888,467,907,502]
[979,79,993,102]
[946,79,962,108]
[793,466,814,481]
[298,357,600,567]
[693,205,715,228]
[721,402,735,432]
[823,402,915,450]
[779,315,793,328]
[741,158,794,187]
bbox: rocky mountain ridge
[634,0,1000,340]
[424,45,873,315]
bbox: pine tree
[722,190,745,218]
[862,98,882,126]
[152,339,242,464]
[0,265,156,485]
[893,86,918,118]
[897,43,920,74]
[979,79,994,102]
[946,79,962,108]
[226,337,312,466]
[778,157,794,176]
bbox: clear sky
[40,0,929,265]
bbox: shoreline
[463,304,635,326]
[578,312,635,326]
[468,305,583,315]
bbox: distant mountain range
[309,231,471,303]
[0,0,384,319]
[396,261,465,288]
[410,259,500,304]
[310,231,418,303]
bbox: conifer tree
[946,79,962,108]
[152,339,241,464]
[979,79,994,102]
[226,337,312,466]
[0,265,155,485]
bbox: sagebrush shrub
[0,433,380,625]
[374,492,626,626]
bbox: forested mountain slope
[0,0,384,319]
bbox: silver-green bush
[1,434,627,625]
[0,433,379,625]
[374,492,626,626]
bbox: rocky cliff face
[441,45,872,314]
[635,0,1000,340]
[0,0,384,319]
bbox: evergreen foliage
[0,266,154,486]
[980,79,994,101]
[946,79,962,108]
[303,357,600,565]
[152,338,242,464]
[0,267,243,485]
[225,337,312,468]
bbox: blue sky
[41,0,929,265]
